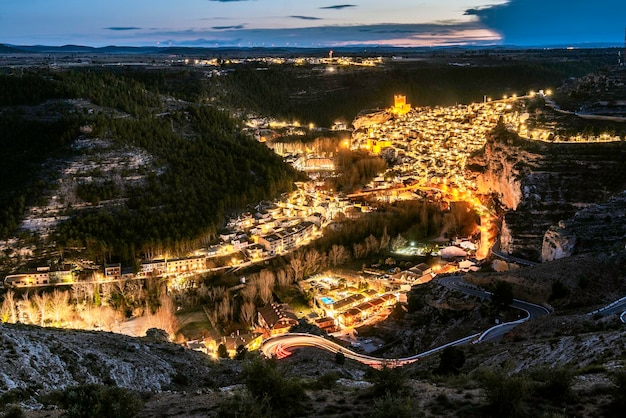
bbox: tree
[328,244,349,267]
[56,384,143,418]
[256,270,275,304]
[217,343,230,359]
[379,226,390,252]
[304,249,324,277]
[18,293,39,325]
[235,344,248,360]
[335,350,345,365]
[434,346,465,375]
[390,234,407,251]
[289,252,306,282]
[240,301,256,327]
[145,294,179,338]
[49,289,71,326]
[368,365,409,398]
[0,290,17,323]
[490,280,514,313]
[365,234,380,256]
[32,292,49,327]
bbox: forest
[0,69,300,265]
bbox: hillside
[0,70,299,267]
[0,263,624,417]
[467,126,626,261]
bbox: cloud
[465,0,625,45]
[289,16,323,21]
[319,4,356,10]
[212,24,245,30]
[105,27,141,31]
[147,21,500,48]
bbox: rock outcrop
[0,324,227,395]
[352,109,392,130]
[542,192,626,261]
[468,126,626,261]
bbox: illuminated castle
[391,95,411,115]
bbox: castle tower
[392,95,411,115]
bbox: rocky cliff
[542,192,626,261]
[0,324,230,396]
[468,126,626,261]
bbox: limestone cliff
[542,192,626,261]
[468,126,626,261]
[352,109,392,130]
[0,324,229,396]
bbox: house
[4,265,73,287]
[409,263,432,276]
[257,303,299,335]
[104,263,121,278]
[314,316,338,333]
[140,260,167,277]
[219,332,263,357]
[258,233,283,255]
[4,271,49,287]
[245,243,266,260]
[165,256,206,274]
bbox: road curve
[436,275,550,342]
[261,275,550,367]
[587,295,626,323]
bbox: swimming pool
[320,296,335,305]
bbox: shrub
[434,346,466,375]
[366,365,409,398]
[549,280,570,301]
[216,390,271,418]
[0,388,30,406]
[607,370,626,414]
[50,384,143,418]
[529,366,573,402]
[241,357,307,417]
[371,393,421,418]
[311,372,341,390]
[478,368,530,417]
[1,406,25,418]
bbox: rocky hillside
[468,126,626,261]
[542,192,626,261]
[0,324,234,395]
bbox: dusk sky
[1,0,624,48]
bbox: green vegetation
[434,346,466,375]
[490,280,514,313]
[43,384,143,418]
[477,368,531,418]
[55,106,298,263]
[0,69,299,263]
[335,350,346,365]
[0,116,77,238]
[372,393,421,418]
[205,61,606,126]
[365,365,410,398]
[241,356,308,417]
[328,150,387,192]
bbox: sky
[0,0,624,48]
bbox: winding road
[587,295,626,324]
[261,275,551,367]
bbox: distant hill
[0,44,27,54]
